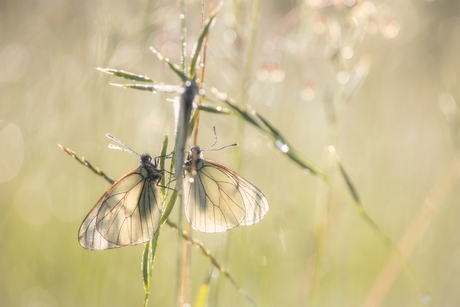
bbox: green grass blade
[159,134,169,200]
[96,67,156,82]
[150,47,188,83]
[143,231,160,307]
[198,104,232,115]
[189,2,223,79]
[109,83,158,92]
[203,92,261,127]
[337,157,361,206]
[256,113,286,143]
[193,271,212,307]
[161,189,178,225]
[109,83,180,93]
[142,241,151,289]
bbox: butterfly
[78,135,166,250]
[183,145,269,233]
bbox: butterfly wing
[184,159,269,233]
[79,166,162,250]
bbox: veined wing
[78,166,162,250]
[184,159,269,233]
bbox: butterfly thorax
[184,146,204,172]
[139,153,161,180]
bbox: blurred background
[1,0,460,306]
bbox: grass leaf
[189,2,223,79]
[96,68,156,83]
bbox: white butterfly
[78,135,165,250]
[183,146,269,233]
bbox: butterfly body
[79,153,163,251]
[183,146,269,233]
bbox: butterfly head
[140,153,157,168]
[185,146,204,165]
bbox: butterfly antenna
[203,126,218,151]
[106,133,141,157]
[154,151,174,162]
[207,143,238,152]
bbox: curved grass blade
[142,134,169,307]
[189,2,223,79]
[336,153,361,206]
[142,230,160,307]
[160,134,169,199]
[160,189,178,224]
[255,113,287,143]
[198,104,232,115]
[96,68,156,83]
[150,47,188,83]
[109,83,180,93]
[57,144,114,183]
[205,91,261,127]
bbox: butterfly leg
[155,174,175,191]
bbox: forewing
[78,167,162,250]
[184,159,268,233]
[78,192,122,250]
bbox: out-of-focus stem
[234,0,261,172]
[361,157,459,307]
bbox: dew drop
[257,68,269,81]
[382,20,400,39]
[341,47,354,59]
[188,178,194,183]
[337,71,350,84]
[179,14,185,19]
[275,140,289,153]
[270,69,285,83]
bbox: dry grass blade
[361,158,459,307]
[57,144,115,184]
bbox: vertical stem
[180,0,187,73]
[310,92,340,305]
[309,147,334,305]
[234,0,261,172]
[176,1,187,306]
[179,1,211,305]
[179,221,191,305]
